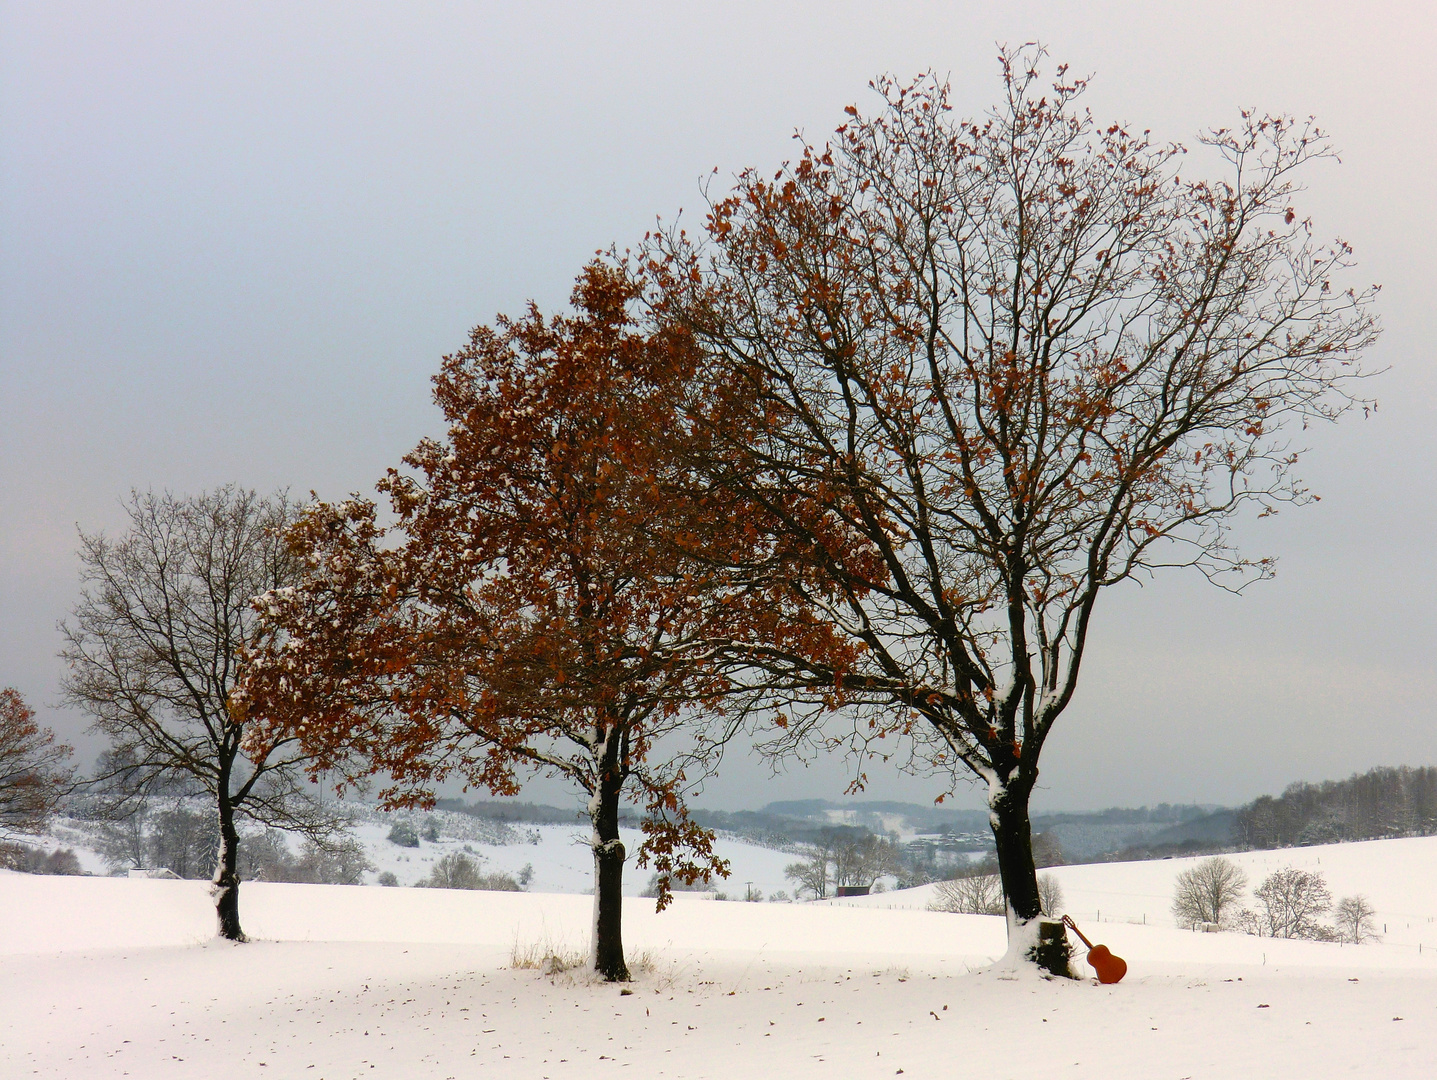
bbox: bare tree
[238,829,371,885]
[147,801,219,879]
[1037,873,1064,917]
[832,830,904,889]
[785,845,831,899]
[421,851,521,891]
[1171,856,1249,928]
[1334,894,1379,944]
[930,872,1005,915]
[0,842,82,874]
[61,487,344,940]
[1032,833,1065,869]
[784,827,901,898]
[1251,866,1334,939]
[0,687,73,836]
[649,45,1378,972]
[91,804,149,871]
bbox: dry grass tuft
[509,935,587,975]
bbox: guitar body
[1086,944,1127,984]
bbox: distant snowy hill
[350,807,800,899]
[831,834,1437,953]
[12,803,805,900]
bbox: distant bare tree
[422,851,521,891]
[291,837,371,885]
[1171,856,1249,928]
[147,802,219,879]
[92,806,149,871]
[785,846,831,900]
[0,842,82,875]
[231,827,370,885]
[424,851,485,890]
[61,487,345,940]
[930,873,1005,915]
[833,831,904,889]
[1037,873,1064,917]
[1032,833,1066,869]
[0,687,73,836]
[1334,894,1379,944]
[237,827,293,881]
[1251,866,1334,939]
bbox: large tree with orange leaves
[241,263,851,981]
[649,47,1379,972]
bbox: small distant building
[835,885,870,897]
[127,867,181,880]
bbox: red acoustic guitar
[1062,915,1127,984]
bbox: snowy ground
[5,837,1437,1078]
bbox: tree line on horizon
[1234,765,1437,850]
[1037,765,1437,865]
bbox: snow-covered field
[837,836,1437,952]
[6,837,1437,1078]
[351,815,800,899]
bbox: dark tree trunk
[212,795,246,942]
[990,773,1071,977]
[589,771,629,982]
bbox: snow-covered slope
[5,835,1437,1078]
[830,834,1437,953]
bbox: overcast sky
[3,1,1434,814]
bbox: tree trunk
[990,775,1071,977]
[212,795,246,942]
[589,773,629,982]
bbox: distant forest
[1234,765,1437,849]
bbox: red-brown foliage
[644,45,1378,962]
[0,687,73,834]
[241,263,855,978]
